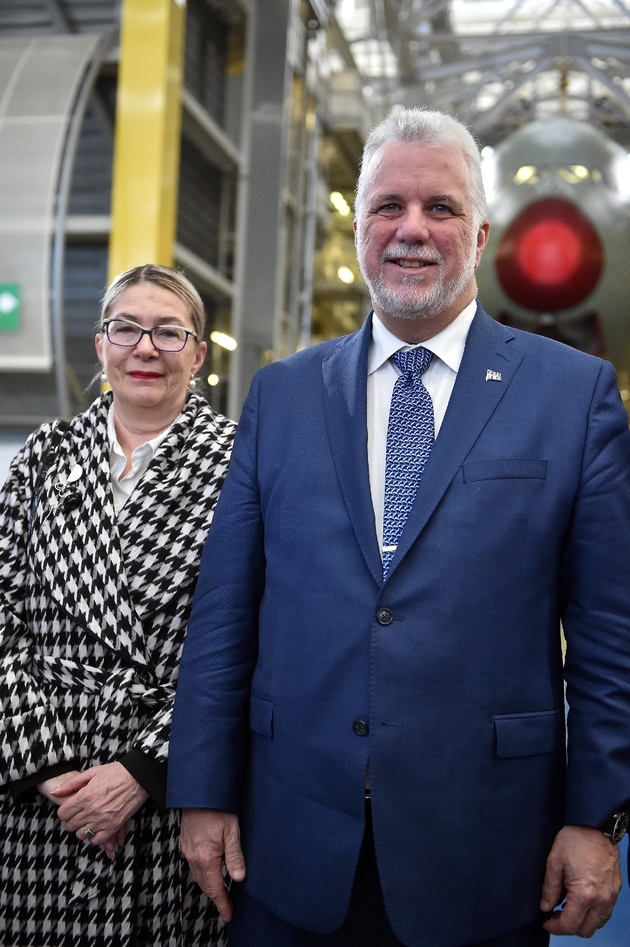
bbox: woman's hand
[37,771,83,805]
[102,822,129,860]
[51,762,149,856]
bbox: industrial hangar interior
[2,0,630,454]
[1,1,630,941]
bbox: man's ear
[475,220,490,266]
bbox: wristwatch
[600,811,630,844]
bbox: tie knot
[392,347,433,378]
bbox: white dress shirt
[367,299,477,550]
[107,404,172,514]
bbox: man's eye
[378,203,401,212]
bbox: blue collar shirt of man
[167,109,630,947]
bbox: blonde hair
[100,264,206,338]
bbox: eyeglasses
[102,319,199,353]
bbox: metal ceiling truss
[336,0,630,143]
[405,30,630,134]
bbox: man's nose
[396,207,430,243]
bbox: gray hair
[100,264,206,339]
[355,108,487,225]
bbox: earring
[189,374,197,389]
[101,371,107,382]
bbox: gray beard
[357,242,477,323]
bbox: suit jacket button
[376,608,393,626]
[353,719,369,736]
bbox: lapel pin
[67,464,83,483]
[53,464,83,513]
[485,370,502,382]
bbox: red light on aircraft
[495,198,603,311]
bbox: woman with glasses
[0,264,236,947]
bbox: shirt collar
[107,402,172,460]
[368,299,478,376]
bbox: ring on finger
[82,826,95,839]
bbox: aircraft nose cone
[495,197,603,311]
[518,220,582,286]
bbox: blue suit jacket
[168,306,630,947]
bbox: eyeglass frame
[101,318,200,353]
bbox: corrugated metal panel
[196,289,228,415]
[68,75,115,214]
[184,0,227,127]
[0,2,56,33]
[59,1,121,32]
[0,1,120,34]
[0,370,57,425]
[177,134,222,268]
[63,241,107,409]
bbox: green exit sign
[0,283,20,331]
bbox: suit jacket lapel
[385,306,524,580]
[322,316,382,587]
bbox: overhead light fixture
[330,191,351,216]
[210,330,237,351]
[570,164,588,180]
[514,166,537,185]
[338,266,355,284]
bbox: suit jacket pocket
[463,459,547,482]
[250,694,274,738]
[494,709,562,758]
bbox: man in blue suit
[167,109,630,947]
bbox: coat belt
[33,654,170,706]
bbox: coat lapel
[385,306,524,581]
[322,316,383,587]
[116,395,235,622]
[30,396,149,670]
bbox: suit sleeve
[167,373,265,811]
[561,359,630,826]
[0,437,78,787]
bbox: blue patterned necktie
[382,347,434,580]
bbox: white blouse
[107,404,172,514]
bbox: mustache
[380,245,444,265]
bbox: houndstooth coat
[0,391,236,947]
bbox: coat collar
[29,393,232,670]
[115,394,230,623]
